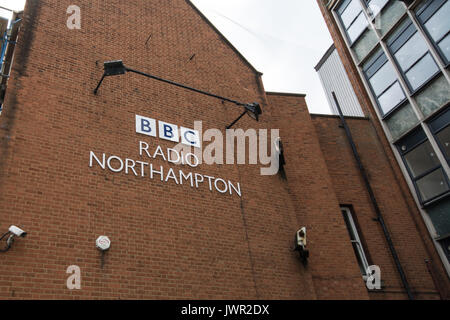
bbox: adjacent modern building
[317,0,450,284]
[0,0,448,299]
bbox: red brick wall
[0,0,369,299]
[316,0,450,298]
[0,0,441,300]
[311,114,442,299]
[266,93,369,299]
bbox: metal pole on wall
[0,6,15,13]
[332,91,414,300]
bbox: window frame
[365,0,390,19]
[336,0,370,46]
[341,206,371,278]
[335,0,392,46]
[396,126,450,205]
[362,47,408,118]
[387,18,442,94]
[415,0,450,66]
[428,104,450,165]
[438,235,450,264]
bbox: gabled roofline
[185,0,263,77]
[266,91,306,98]
[314,43,335,71]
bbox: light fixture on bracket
[93,60,262,129]
[0,225,27,253]
[225,102,262,130]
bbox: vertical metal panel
[316,47,365,117]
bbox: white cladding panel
[317,47,365,117]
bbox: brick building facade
[0,0,446,299]
[315,0,450,298]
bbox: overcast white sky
[0,0,333,114]
[0,0,25,15]
[191,0,333,114]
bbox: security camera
[294,227,309,263]
[294,227,306,250]
[9,225,27,238]
[0,226,27,253]
[274,137,286,170]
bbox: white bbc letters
[136,115,200,148]
[136,115,157,137]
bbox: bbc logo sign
[136,115,201,148]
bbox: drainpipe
[332,92,414,300]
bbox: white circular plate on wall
[96,236,111,251]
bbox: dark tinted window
[397,127,450,203]
[429,106,450,164]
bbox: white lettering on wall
[89,150,242,197]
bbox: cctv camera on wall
[9,225,27,238]
[0,225,27,253]
[294,227,309,263]
[295,227,306,249]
